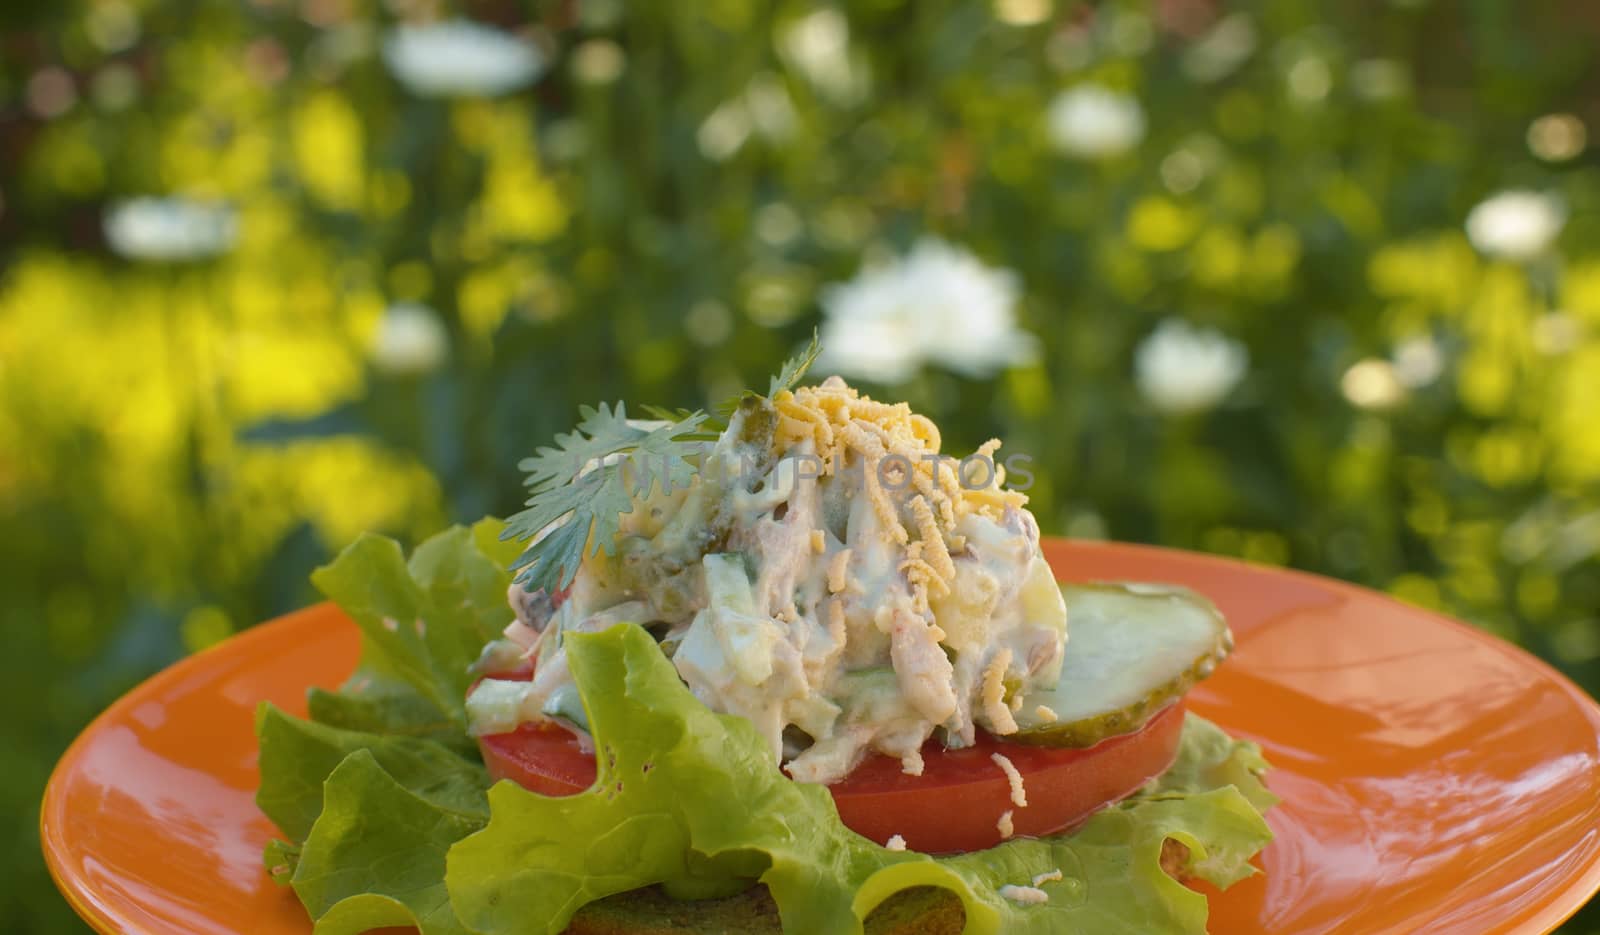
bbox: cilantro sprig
[503,332,819,594]
[502,405,710,593]
[769,331,822,395]
[713,328,821,421]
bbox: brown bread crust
[560,848,1200,933]
[563,884,965,935]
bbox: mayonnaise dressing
[468,379,1068,785]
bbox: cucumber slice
[1009,582,1232,748]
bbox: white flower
[1527,113,1586,163]
[1285,56,1332,103]
[1134,319,1248,414]
[372,303,448,374]
[697,74,799,163]
[570,39,625,85]
[817,238,1038,384]
[1349,59,1409,101]
[697,99,752,162]
[744,72,798,142]
[1047,85,1146,159]
[103,197,237,261]
[1340,358,1404,410]
[1465,190,1565,260]
[816,309,925,385]
[382,21,542,98]
[1392,335,1443,387]
[993,0,1051,27]
[778,9,868,105]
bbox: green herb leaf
[503,405,709,594]
[712,391,753,422]
[639,403,726,435]
[711,330,825,420]
[514,402,645,491]
[769,328,822,396]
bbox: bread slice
[565,883,965,935]
[561,842,1199,932]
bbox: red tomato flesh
[478,697,1186,854]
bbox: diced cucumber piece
[542,681,590,732]
[1010,582,1232,747]
[835,666,906,724]
[466,678,534,736]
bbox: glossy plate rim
[42,602,333,935]
[40,539,1600,935]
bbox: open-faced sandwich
[256,338,1275,935]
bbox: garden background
[3,0,1599,930]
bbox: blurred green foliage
[3,0,1599,931]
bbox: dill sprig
[503,331,819,593]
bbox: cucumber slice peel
[1010,582,1233,748]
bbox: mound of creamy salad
[467,377,1067,785]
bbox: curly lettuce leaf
[308,520,514,730]
[259,525,1274,935]
[256,705,488,842]
[445,621,934,935]
[304,520,524,752]
[445,624,1274,935]
[258,523,510,933]
[292,751,486,935]
[1139,711,1279,814]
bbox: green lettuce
[258,527,1275,935]
[306,522,520,734]
[257,522,508,933]
[448,623,1273,935]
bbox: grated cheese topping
[826,548,853,594]
[991,752,1028,808]
[998,884,1049,905]
[980,648,1020,735]
[1034,704,1058,723]
[487,376,1069,788]
[1031,869,1063,886]
[885,834,908,852]
[773,379,1027,616]
[996,809,1015,839]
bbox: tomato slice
[477,698,1186,854]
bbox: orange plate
[42,540,1600,935]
